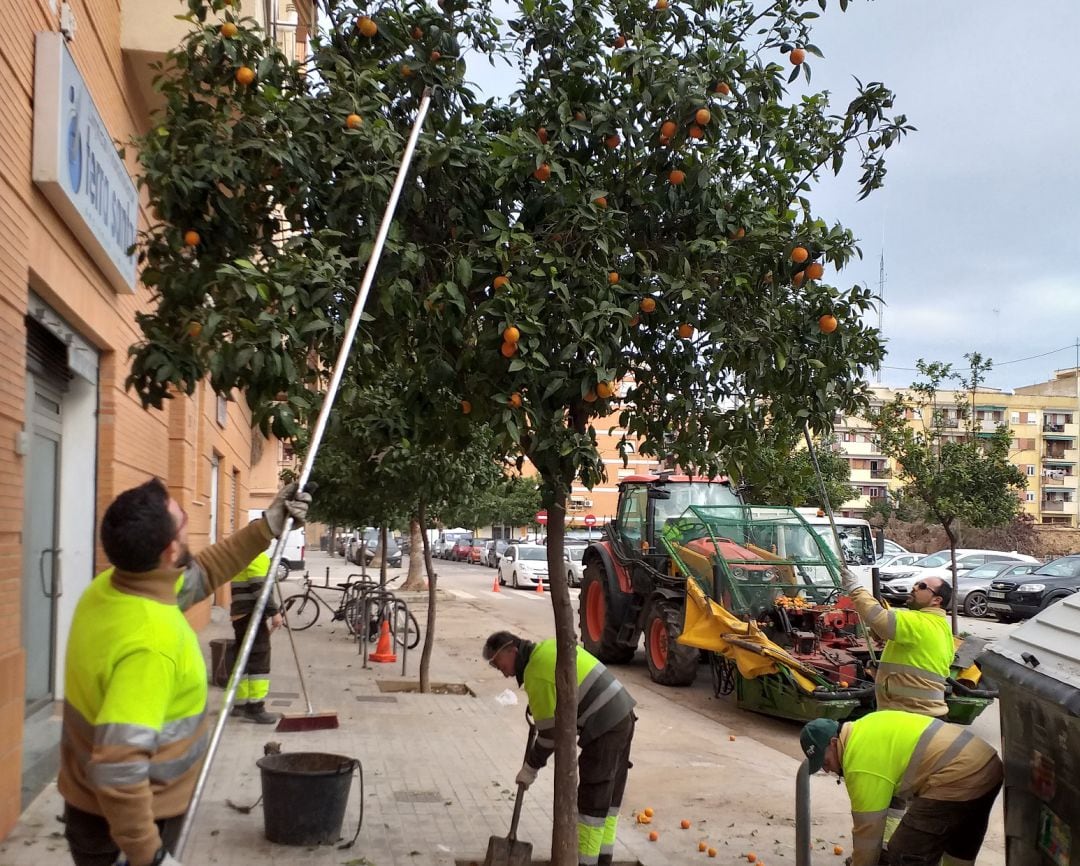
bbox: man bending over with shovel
[483,631,636,866]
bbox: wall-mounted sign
[32,32,138,294]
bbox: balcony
[1044,423,1066,433]
[1042,500,1068,512]
[1044,448,1079,463]
[870,468,891,479]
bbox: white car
[498,544,550,589]
[565,545,587,587]
[876,552,920,571]
[880,548,1040,605]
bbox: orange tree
[127,0,909,860]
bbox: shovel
[483,782,532,866]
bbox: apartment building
[1,0,313,834]
[831,374,1080,526]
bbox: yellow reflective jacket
[59,519,273,866]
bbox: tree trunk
[418,500,436,694]
[328,522,336,556]
[402,515,427,591]
[944,520,959,635]
[380,524,388,588]
[546,493,578,866]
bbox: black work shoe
[244,703,282,725]
[230,705,246,718]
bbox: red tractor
[578,472,742,686]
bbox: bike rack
[357,588,410,676]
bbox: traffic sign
[583,514,597,527]
[536,510,548,525]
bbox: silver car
[952,561,1037,618]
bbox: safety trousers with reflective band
[231,615,272,705]
[577,713,635,866]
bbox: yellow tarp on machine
[677,579,822,694]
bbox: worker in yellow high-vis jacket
[800,710,1003,866]
[59,479,311,866]
[229,552,283,724]
[841,566,955,716]
[483,631,636,866]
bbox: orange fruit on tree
[699,842,708,852]
[730,227,746,240]
[715,81,731,95]
[235,66,255,85]
[695,108,711,125]
[629,315,640,327]
[658,135,671,146]
[833,846,844,856]
[668,169,686,185]
[574,110,587,122]
[401,64,414,77]
[537,127,549,144]
[493,275,510,291]
[502,325,521,344]
[805,262,824,280]
[346,113,363,129]
[509,392,523,408]
[597,381,615,399]
[660,120,677,138]
[593,196,608,208]
[500,341,517,358]
[533,163,552,182]
[605,134,621,149]
[220,22,238,38]
[584,389,597,403]
[655,0,668,9]
[790,47,806,65]
[411,25,423,39]
[357,15,378,37]
[648,831,659,842]
[792,271,806,287]
[614,34,626,49]
[708,849,717,858]
[183,229,201,247]
[430,50,442,61]
[460,400,472,415]
[186,321,203,339]
[678,323,694,339]
[608,271,620,284]
[819,314,838,334]
[640,297,657,313]
[791,246,809,263]
[681,819,692,830]
[688,125,703,140]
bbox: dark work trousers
[231,613,272,705]
[883,781,1003,866]
[64,802,182,866]
[578,712,635,866]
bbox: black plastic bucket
[209,638,236,688]
[256,752,356,845]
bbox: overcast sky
[462,0,1080,393]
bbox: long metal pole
[795,759,812,866]
[176,88,433,858]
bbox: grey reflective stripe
[877,662,947,684]
[177,562,210,610]
[89,759,151,788]
[578,814,606,827]
[150,730,208,783]
[927,730,974,776]
[95,722,158,751]
[899,720,944,797]
[881,683,947,701]
[578,681,622,726]
[536,735,555,750]
[578,662,608,696]
[580,855,599,866]
[606,807,620,817]
[534,716,556,731]
[160,711,206,745]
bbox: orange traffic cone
[492,575,501,593]
[370,620,397,663]
[535,577,544,595]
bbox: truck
[247,508,305,578]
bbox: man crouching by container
[800,710,1003,866]
[483,630,636,866]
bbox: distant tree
[738,429,858,511]
[867,354,1026,632]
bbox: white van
[795,508,876,590]
[247,508,305,578]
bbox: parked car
[448,539,473,561]
[337,534,356,557]
[875,552,920,571]
[482,539,510,568]
[881,539,909,557]
[437,531,472,559]
[951,561,1037,617]
[462,538,488,564]
[350,529,402,568]
[988,555,1080,622]
[565,545,586,587]
[879,548,1039,606]
[498,543,550,589]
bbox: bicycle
[281,575,376,634]
[362,594,421,651]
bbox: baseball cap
[800,718,840,773]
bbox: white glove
[840,566,859,594]
[515,763,539,789]
[264,482,312,536]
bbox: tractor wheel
[579,563,635,664]
[644,601,698,686]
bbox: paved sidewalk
[2,553,858,866]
